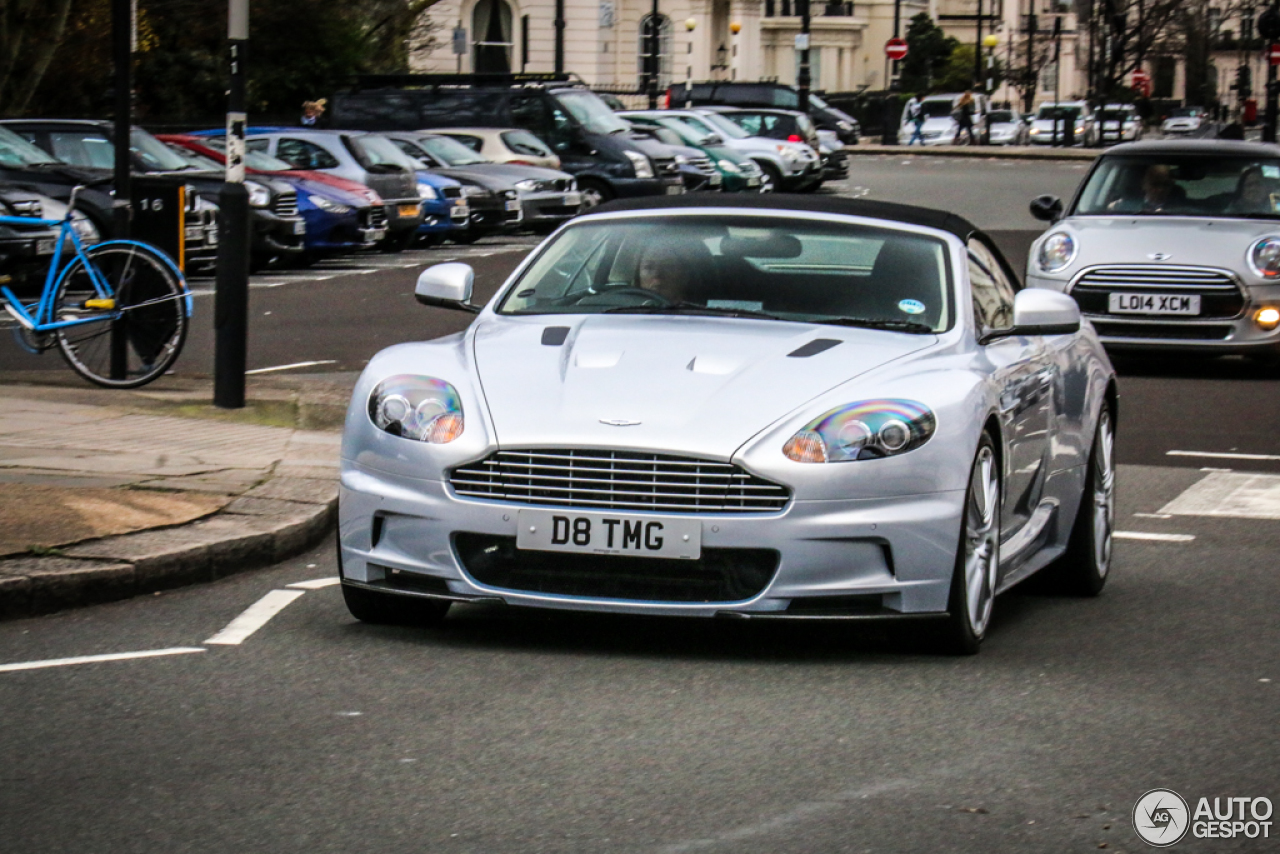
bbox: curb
[848,144,1100,161]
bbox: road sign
[452,26,467,55]
[885,38,908,61]
[1269,42,1280,66]
[1131,68,1151,97]
[794,33,810,51]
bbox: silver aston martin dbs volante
[338,195,1117,654]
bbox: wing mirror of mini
[415,263,480,313]
[1030,194,1064,222]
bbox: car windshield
[0,126,59,167]
[1172,108,1202,118]
[165,144,222,171]
[346,135,415,172]
[194,137,296,171]
[1075,156,1280,217]
[499,130,552,156]
[1037,106,1083,120]
[497,215,953,332]
[553,90,630,135]
[131,129,202,171]
[921,100,954,118]
[988,111,1014,124]
[1098,110,1133,122]
[416,135,490,165]
[694,112,750,139]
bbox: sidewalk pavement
[0,372,357,620]
[849,142,1100,160]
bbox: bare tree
[0,0,75,116]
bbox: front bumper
[611,176,687,199]
[251,209,306,257]
[337,464,964,619]
[519,190,582,224]
[384,198,425,234]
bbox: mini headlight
[1255,307,1280,330]
[624,150,654,178]
[307,194,352,214]
[783,400,936,463]
[1038,232,1076,273]
[717,158,742,174]
[245,181,271,208]
[1249,237,1280,278]
[417,182,439,200]
[368,376,464,444]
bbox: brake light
[787,134,803,142]
[662,90,671,109]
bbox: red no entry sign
[1269,43,1280,66]
[885,38,908,61]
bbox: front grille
[359,205,387,228]
[689,156,715,175]
[450,449,791,513]
[1071,265,1245,320]
[1091,321,1233,340]
[651,156,679,176]
[441,186,464,200]
[272,191,298,217]
[552,178,572,192]
[456,534,779,602]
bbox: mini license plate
[516,508,701,560]
[291,220,306,235]
[665,184,685,195]
[34,238,56,255]
[1108,292,1201,315]
[398,203,420,218]
[504,199,521,212]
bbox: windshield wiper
[602,301,781,320]
[815,317,934,334]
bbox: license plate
[34,238,56,255]
[363,228,387,244]
[452,203,469,218]
[665,184,684,195]
[185,226,203,242]
[710,174,722,185]
[291,220,306,235]
[563,193,581,206]
[1108,293,1201,315]
[398,203,420,217]
[505,199,521,212]
[516,508,701,560]
[206,226,218,246]
[747,177,760,187]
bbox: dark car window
[988,111,1014,124]
[500,130,552,156]
[48,131,116,169]
[275,138,341,170]
[509,93,553,141]
[968,240,1016,333]
[448,134,484,153]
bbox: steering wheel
[573,285,672,307]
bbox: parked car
[330,79,685,209]
[655,109,813,194]
[0,187,64,294]
[816,130,850,180]
[627,125,722,192]
[1161,106,1208,136]
[430,127,562,169]
[668,81,861,144]
[338,193,1116,655]
[618,111,765,192]
[897,93,991,145]
[383,132,580,232]
[197,127,430,251]
[0,125,113,245]
[0,120,221,269]
[985,108,1030,145]
[1098,104,1143,144]
[1027,139,1280,363]
[699,108,823,191]
[159,134,390,264]
[1027,101,1096,146]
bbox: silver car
[1027,140,1280,361]
[338,196,1117,654]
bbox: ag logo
[1133,788,1190,847]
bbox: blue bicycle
[1,185,191,388]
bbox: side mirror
[1030,194,1064,222]
[415,263,480,313]
[982,289,1081,343]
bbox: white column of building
[729,0,764,81]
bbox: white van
[898,93,988,145]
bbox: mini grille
[1091,321,1233,340]
[1072,265,1245,320]
[450,449,791,513]
[273,192,298,217]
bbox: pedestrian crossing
[1160,471,1280,520]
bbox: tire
[577,179,611,211]
[1046,408,1116,596]
[379,229,417,254]
[341,583,451,627]
[939,432,1001,655]
[52,243,188,389]
[754,161,780,194]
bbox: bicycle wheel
[52,243,189,388]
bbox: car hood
[428,167,514,190]
[471,315,935,458]
[449,162,571,182]
[1058,216,1280,267]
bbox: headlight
[1029,128,1041,136]
[776,145,801,162]
[1249,236,1280,278]
[674,154,690,165]
[70,211,99,244]
[461,185,489,198]
[514,178,541,192]
[307,194,352,214]
[783,400,936,463]
[1038,232,1076,273]
[1075,126,1085,134]
[624,150,654,178]
[368,376,464,444]
[417,182,439,200]
[717,158,742,174]
[245,181,271,208]
[837,120,853,131]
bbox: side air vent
[788,338,842,358]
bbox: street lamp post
[684,17,696,108]
[647,0,661,108]
[974,0,984,92]
[214,0,250,409]
[1261,4,1280,142]
[798,0,812,113]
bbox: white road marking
[245,360,338,375]
[1133,513,1173,519]
[287,577,341,590]
[1201,467,1233,472]
[1115,531,1196,542]
[1168,450,1280,462]
[205,589,305,645]
[0,647,205,674]
[1160,471,1280,520]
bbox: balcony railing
[764,1,856,17]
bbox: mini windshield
[416,135,490,166]
[195,137,296,171]
[497,215,953,332]
[553,90,630,135]
[1075,156,1280,217]
[1171,108,1203,118]
[0,126,59,168]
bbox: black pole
[1053,16,1062,146]
[522,15,529,72]
[1025,11,1037,114]
[111,0,131,240]
[214,1,250,409]
[974,0,983,91]
[798,0,811,113]
[554,0,565,75]
[1264,3,1280,142]
[647,0,661,108]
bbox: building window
[473,0,514,73]
[637,14,674,88]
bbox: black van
[332,74,685,209]
[667,82,861,145]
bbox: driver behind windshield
[1108,164,1186,213]
[1227,166,1278,214]
[636,241,706,303]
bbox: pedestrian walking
[904,95,925,146]
[953,91,976,145]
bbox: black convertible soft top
[594,193,981,240]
